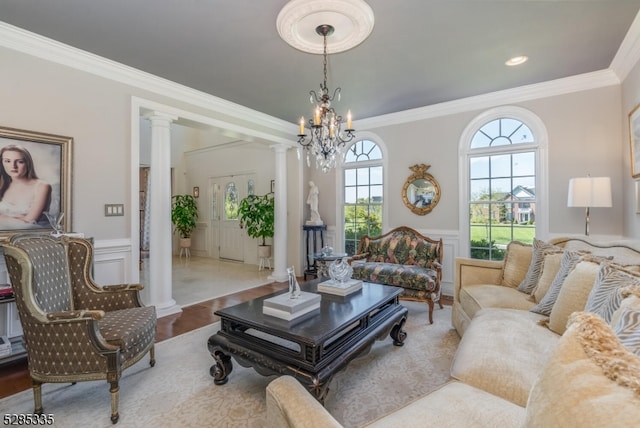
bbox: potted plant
[171,194,199,249]
[238,193,275,258]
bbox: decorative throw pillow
[547,258,601,335]
[517,239,562,294]
[500,241,532,288]
[530,251,564,303]
[523,312,640,428]
[610,288,640,357]
[584,263,640,323]
[530,250,586,316]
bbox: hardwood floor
[0,281,288,400]
[0,282,452,400]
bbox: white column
[269,144,289,282]
[145,111,181,317]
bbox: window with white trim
[467,117,538,260]
[342,140,383,255]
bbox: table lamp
[567,176,612,236]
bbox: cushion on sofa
[450,308,559,406]
[523,312,640,428]
[518,239,562,294]
[266,376,342,428]
[458,284,536,319]
[500,241,532,288]
[610,288,640,357]
[530,250,589,316]
[365,381,525,428]
[529,251,563,303]
[351,262,437,292]
[584,263,640,323]
[546,258,601,335]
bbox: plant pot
[258,245,271,258]
[180,237,192,248]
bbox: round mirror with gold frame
[402,164,441,215]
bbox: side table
[303,225,326,280]
[0,296,26,366]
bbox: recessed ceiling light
[506,56,528,66]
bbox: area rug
[0,302,459,428]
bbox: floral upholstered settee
[349,226,443,323]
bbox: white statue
[287,266,301,299]
[306,181,323,225]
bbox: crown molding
[356,70,621,130]
[0,21,292,134]
[610,10,640,81]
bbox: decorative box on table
[318,279,363,296]
[262,291,321,321]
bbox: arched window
[460,107,548,260]
[341,139,384,255]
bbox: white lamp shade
[567,177,612,208]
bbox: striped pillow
[530,250,585,316]
[517,239,562,294]
[585,263,640,323]
[610,289,640,357]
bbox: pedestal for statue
[262,291,321,321]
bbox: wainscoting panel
[190,222,209,257]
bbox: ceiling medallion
[276,0,374,54]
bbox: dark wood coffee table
[207,280,408,403]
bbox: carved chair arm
[47,309,105,321]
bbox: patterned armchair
[349,226,443,323]
[2,234,156,424]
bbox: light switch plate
[104,204,124,216]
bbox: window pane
[513,152,535,176]
[470,157,489,179]
[490,154,511,177]
[357,168,370,185]
[345,186,357,204]
[357,185,370,201]
[370,166,383,184]
[470,179,490,201]
[490,178,512,198]
[345,169,356,185]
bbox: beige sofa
[266,236,640,427]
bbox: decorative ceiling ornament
[277,0,374,172]
[276,0,374,54]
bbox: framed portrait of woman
[0,126,73,239]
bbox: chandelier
[297,24,355,173]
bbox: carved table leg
[390,316,407,346]
[306,376,333,405]
[209,349,233,385]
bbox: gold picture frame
[0,126,73,239]
[402,164,441,216]
[629,103,640,178]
